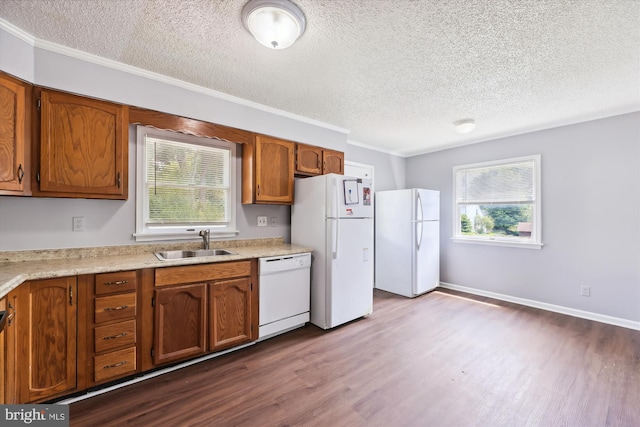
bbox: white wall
[345,143,406,191]
[406,113,640,323]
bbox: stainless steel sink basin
[154,249,236,261]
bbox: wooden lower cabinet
[209,277,253,352]
[15,277,78,403]
[151,260,258,366]
[153,283,207,365]
[87,271,139,387]
[2,261,260,403]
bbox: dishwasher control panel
[259,253,311,274]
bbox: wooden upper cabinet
[295,143,344,176]
[295,143,323,176]
[323,149,344,175]
[0,72,31,195]
[35,89,128,199]
[242,134,294,204]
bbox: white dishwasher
[258,253,311,341]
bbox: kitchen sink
[154,249,236,261]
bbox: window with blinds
[453,155,542,248]
[135,126,237,241]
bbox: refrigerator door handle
[332,179,339,219]
[332,219,339,259]
[416,191,424,251]
[417,191,424,223]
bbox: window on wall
[453,155,542,248]
[135,126,237,241]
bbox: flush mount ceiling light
[242,0,306,49]
[453,119,476,134]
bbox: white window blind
[456,160,535,205]
[146,137,230,225]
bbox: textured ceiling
[1,0,639,156]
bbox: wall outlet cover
[257,216,268,227]
[73,216,86,232]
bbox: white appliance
[291,174,374,330]
[375,188,440,297]
[258,253,311,341]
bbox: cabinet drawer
[155,261,252,287]
[95,293,136,323]
[94,320,136,353]
[94,347,136,383]
[95,271,137,295]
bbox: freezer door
[326,174,373,219]
[414,220,440,295]
[323,217,374,328]
[415,188,440,221]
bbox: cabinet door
[38,89,128,199]
[154,284,206,365]
[254,135,294,204]
[295,143,322,176]
[2,291,18,404]
[323,149,344,175]
[209,278,252,352]
[20,277,77,403]
[0,72,30,195]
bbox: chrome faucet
[199,229,210,250]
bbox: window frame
[452,154,543,249]
[134,125,238,242]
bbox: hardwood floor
[70,289,640,426]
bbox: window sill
[451,237,543,249]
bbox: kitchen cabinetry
[0,72,31,196]
[323,149,344,175]
[209,277,252,351]
[152,260,257,365]
[0,297,6,403]
[13,277,78,403]
[295,143,344,176]
[153,283,207,365]
[87,271,139,385]
[242,134,294,204]
[34,89,129,199]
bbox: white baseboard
[439,282,640,331]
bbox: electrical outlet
[270,217,277,227]
[72,216,85,232]
[257,216,268,227]
[580,285,591,297]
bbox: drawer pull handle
[104,305,128,311]
[103,332,127,340]
[104,361,127,369]
[17,164,24,184]
[104,280,129,286]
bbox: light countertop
[0,237,312,299]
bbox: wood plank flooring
[70,289,640,426]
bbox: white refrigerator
[291,174,374,329]
[375,188,440,297]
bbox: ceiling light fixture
[453,119,476,134]
[242,0,306,49]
